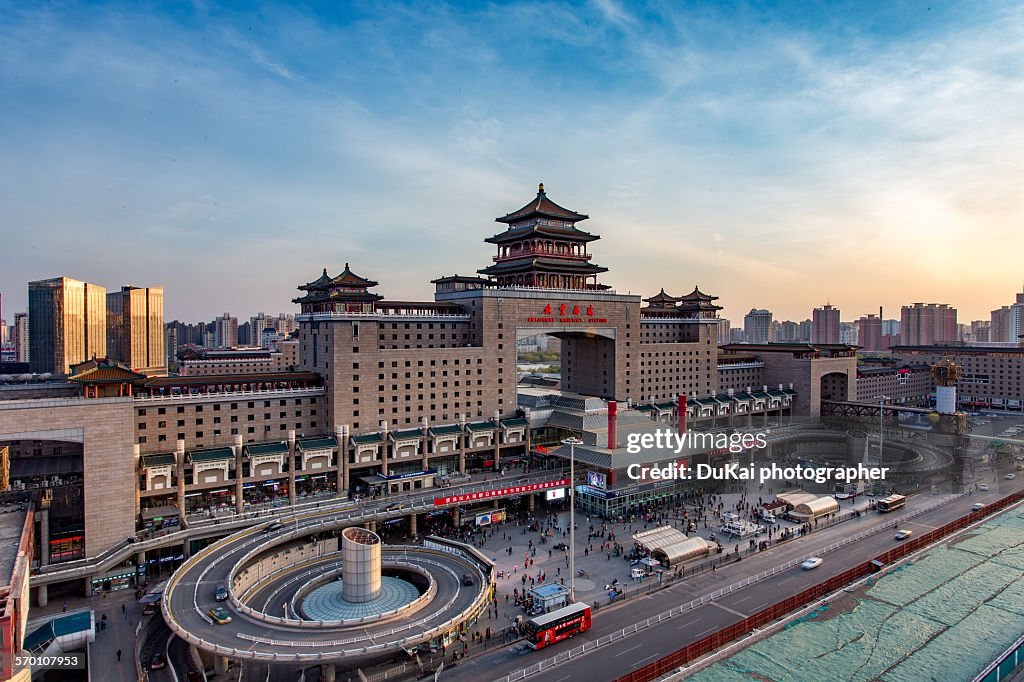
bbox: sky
[1,0,1022,325]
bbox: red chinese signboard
[526,303,608,324]
[433,478,570,506]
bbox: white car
[1005,473,1016,480]
[894,529,913,540]
[972,503,985,511]
[801,557,823,570]
[979,483,989,491]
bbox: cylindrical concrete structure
[341,527,382,603]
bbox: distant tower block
[341,527,382,603]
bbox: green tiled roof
[752,392,771,399]
[298,436,337,450]
[352,433,383,445]
[189,447,234,463]
[635,404,655,412]
[430,424,463,436]
[467,420,497,432]
[142,453,175,468]
[246,442,288,456]
[692,397,717,407]
[501,417,529,428]
[655,401,676,411]
[731,393,753,401]
[391,428,424,440]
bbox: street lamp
[561,436,583,603]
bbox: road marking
[554,676,572,682]
[676,618,700,630]
[614,644,643,658]
[632,652,660,667]
[695,625,718,637]
[908,521,937,529]
[775,575,796,585]
[710,602,746,618]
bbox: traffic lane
[250,554,467,635]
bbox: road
[440,479,1024,682]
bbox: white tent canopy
[633,525,710,566]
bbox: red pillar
[678,394,688,433]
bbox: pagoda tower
[675,286,723,320]
[479,184,609,290]
[292,264,383,314]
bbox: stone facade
[0,397,135,556]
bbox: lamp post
[562,436,583,603]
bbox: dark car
[215,585,229,602]
[462,574,475,586]
[149,652,166,670]
[263,521,284,533]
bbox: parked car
[894,529,913,540]
[208,606,232,624]
[149,652,166,670]
[215,585,229,602]
[801,557,823,570]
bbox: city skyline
[2,1,1022,322]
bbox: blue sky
[1,0,1022,325]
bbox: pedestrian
[116,649,122,662]
[62,602,68,613]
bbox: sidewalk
[32,587,141,681]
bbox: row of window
[138,421,317,444]
[137,398,310,417]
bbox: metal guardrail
[492,492,969,682]
[162,527,494,662]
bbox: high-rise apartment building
[900,303,957,346]
[13,313,29,363]
[776,320,800,343]
[213,313,238,348]
[28,277,106,374]
[716,318,731,346]
[811,304,840,344]
[971,320,991,343]
[106,286,166,375]
[857,314,883,351]
[839,321,858,345]
[743,309,772,344]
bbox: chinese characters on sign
[433,479,571,506]
[526,303,608,324]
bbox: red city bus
[524,602,592,650]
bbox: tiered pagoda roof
[643,288,681,309]
[292,263,384,312]
[480,184,609,290]
[641,285,722,319]
[676,286,723,315]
